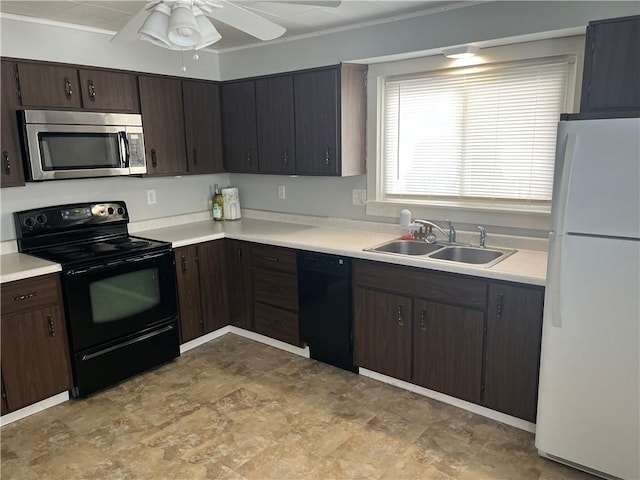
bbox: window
[381,57,572,210]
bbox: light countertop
[1,216,547,286]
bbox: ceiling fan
[110,0,342,51]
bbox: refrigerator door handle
[552,133,577,234]
[548,231,564,328]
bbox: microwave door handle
[118,131,130,168]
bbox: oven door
[63,251,178,352]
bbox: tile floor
[1,334,596,479]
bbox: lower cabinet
[483,282,544,422]
[1,274,72,414]
[174,240,228,343]
[226,239,254,330]
[353,259,544,422]
[251,244,301,346]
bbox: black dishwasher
[297,251,357,372]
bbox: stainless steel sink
[366,240,444,256]
[429,245,516,267]
[366,239,516,267]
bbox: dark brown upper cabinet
[183,80,224,174]
[580,15,640,114]
[221,80,259,173]
[138,75,188,176]
[294,64,366,176]
[15,62,139,112]
[78,68,139,112]
[1,60,25,188]
[255,75,295,175]
[221,63,367,176]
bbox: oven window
[89,268,161,324]
[39,132,121,170]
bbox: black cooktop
[14,201,172,268]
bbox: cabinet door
[138,75,187,176]
[197,240,229,332]
[1,305,72,412]
[581,16,640,113]
[294,68,339,175]
[353,287,412,381]
[221,81,259,173]
[1,60,25,187]
[484,282,544,422]
[226,240,254,330]
[412,300,484,403]
[16,62,82,108]
[183,80,224,174]
[255,75,295,174]
[78,68,139,112]
[174,245,204,343]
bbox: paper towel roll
[221,187,241,220]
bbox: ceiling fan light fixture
[193,7,222,49]
[138,3,171,48]
[443,46,479,59]
[168,3,201,47]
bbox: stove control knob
[108,207,114,215]
[23,217,35,228]
[117,207,125,215]
[35,214,47,224]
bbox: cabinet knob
[3,150,10,175]
[151,149,158,168]
[88,79,96,101]
[47,315,56,337]
[397,304,405,326]
[64,77,73,100]
[420,309,427,331]
[324,148,330,166]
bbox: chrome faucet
[413,219,456,244]
[477,226,486,248]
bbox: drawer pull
[269,317,283,327]
[181,255,188,273]
[12,292,37,302]
[268,286,283,293]
[47,315,56,337]
[264,256,280,262]
[496,293,504,318]
[88,79,96,100]
[64,77,73,99]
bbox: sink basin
[428,245,516,267]
[367,240,444,256]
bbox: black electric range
[14,201,180,398]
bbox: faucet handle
[477,226,487,248]
[446,219,456,243]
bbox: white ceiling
[0,0,467,51]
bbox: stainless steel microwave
[20,109,147,181]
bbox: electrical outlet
[147,189,156,205]
[352,189,366,205]
[278,184,286,200]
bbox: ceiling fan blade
[207,1,286,41]
[272,0,341,6]
[110,3,156,43]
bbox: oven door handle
[80,324,175,361]
[66,251,170,275]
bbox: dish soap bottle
[213,184,224,221]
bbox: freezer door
[536,234,640,479]
[553,118,640,239]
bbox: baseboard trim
[180,326,231,354]
[228,327,310,358]
[0,392,69,427]
[359,368,536,433]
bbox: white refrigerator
[535,116,640,479]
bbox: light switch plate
[352,189,366,205]
[147,189,157,205]
[278,185,286,200]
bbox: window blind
[382,59,570,205]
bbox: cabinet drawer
[254,302,300,346]
[353,260,487,310]
[251,244,297,273]
[253,267,298,311]
[1,274,62,315]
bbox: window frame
[365,36,584,232]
